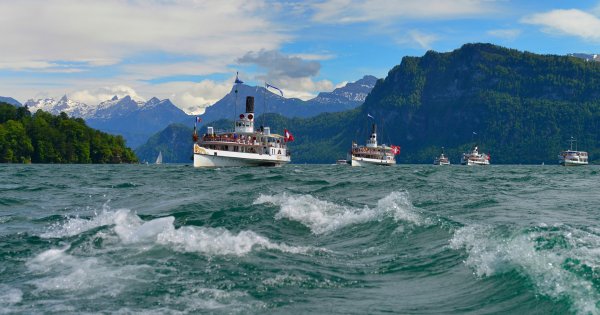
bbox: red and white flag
[284,129,294,142]
[391,145,401,155]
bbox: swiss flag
[284,129,294,142]
[391,145,401,155]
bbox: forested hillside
[0,103,137,163]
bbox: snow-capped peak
[25,95,95,118]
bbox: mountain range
[0,97,22,107]
[199,75,377,124]
[24,95,189,148]
[16,75,376,150]
[138,43,600,164]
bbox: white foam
[262,274,307,287]
[156,225,311,256]
[42,209,312,256]
[26,246,146,296]
[112,287,262,314]
[0,285,23,305]
[254,191,426,234]
[450,225,600,315]
[41,209,122,238]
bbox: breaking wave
[449,224,600,315]
[42,209,314,256]
[254,191,428,234]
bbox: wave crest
[41,209,312,256]
[254,191,427,234]
[449,224,600,314]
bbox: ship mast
[234,72,243,130]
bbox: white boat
[336,159,349,165]
[193,95,291,168]
[559,137,588,166]
[155,151,163,164]
[433,147,450,165]
[347,123,399,166]
[460,146,490,166]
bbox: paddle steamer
[460,146,490,166]
[193,85,292,167]
[347,124,399,166]
[433,147,450,165]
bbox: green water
[1,164,599,314]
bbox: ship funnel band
[246,96,254,113]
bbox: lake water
[1,164,599,314]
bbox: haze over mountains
[0,97,22,107]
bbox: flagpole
[235,72,241,132]
[262,82,266,131]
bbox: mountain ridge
[199,75,377,124]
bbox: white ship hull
[559,159,588,166]
[193,146,290,168]
[434,161,450,166]
[461,159,489,166]
[558,150,588,166]
[349,155,396,166]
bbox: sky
[2,0,600,114]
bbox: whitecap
[26,246,147,296]
[41,208,314,256]
[449,224,600,315]
[41,209,122,239]
[254,191,427,234]
[0,285,23,305]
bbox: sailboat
[155,151,163,164]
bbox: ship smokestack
[245,96,254,113]
[372,123,377,134]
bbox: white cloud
[269,77,335,101]
[70,86,146,105]
[408,30,439,49]
[137,79,235,115]
[236,50,337,100]
[288,53,337,61]
[522,9,600,41]
[392,30,439,49]
[487,28,522,40]
[311,0,496,24]
[0,0,288,72]
[121,62,229,79]
[238,50,322,79]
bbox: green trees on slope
[0,103,138,163]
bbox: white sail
[155,151,163,164]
